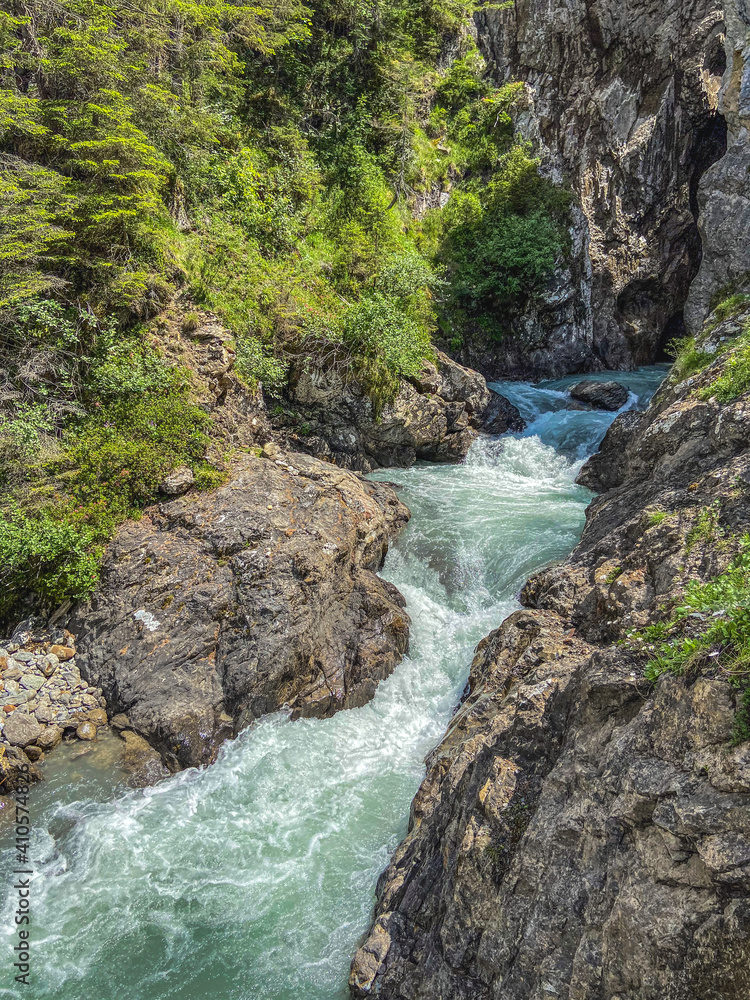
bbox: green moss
[605,566,623,586]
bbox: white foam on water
[0,370,665,1000]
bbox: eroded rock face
[351,308,750,999]
[274,352,523,471]
[686,1,750,331]
[464,0,728,378]
[69,451,411,770]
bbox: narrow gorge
[0,0,749,998]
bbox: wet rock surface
[351,309,750,999]
[568,380,629,411]
[69,451,411,770]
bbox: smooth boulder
[569,380,629,411]
[3,711,41,748]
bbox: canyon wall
[463,0,729,378]
[350,4,750,994]
[350,303,750,1000]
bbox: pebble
[20,674,45,692]
[0,633,109,760]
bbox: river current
[0,367,666,999]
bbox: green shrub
[699,337,750,403]
[86,336,181,400]
[437,142,570,335]
[234,337,289,392]
[0,505,102,622]
[628,536,750,744]
[66,393,211,508]
[342,293,433,380]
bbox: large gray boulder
[69,451,411,770]
[276,352,522,471]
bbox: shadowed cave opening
[688,112,728,220]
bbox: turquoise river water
[0,367,666,999]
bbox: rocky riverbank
[67,449,411,771]
[0,628,107,787]
[1,300,520,781]
[350,305,750,999]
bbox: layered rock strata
[351,307,750,999]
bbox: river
[0,367,666,1000]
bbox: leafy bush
[65,393,211,508]
[342,293,433,379]
[0,405,56,487]
[0,386,214,626]
[86,336,181,400]
[437,143,570,334]
[0,506,102,621]
[234,337,289,392]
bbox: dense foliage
[0,0,569,624]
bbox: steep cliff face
[686,0,750,330]
[350,308,750,998]
[464,0,728,378]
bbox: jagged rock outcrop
[463,0,729,379]
[274,352,523,472]
[156,301,521,472]
[351,306,750,999]
[69,451,410,771]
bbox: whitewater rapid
[0,367,666,1000]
